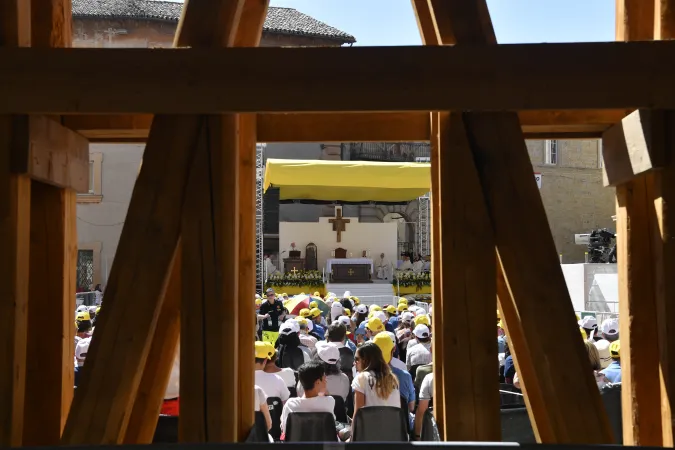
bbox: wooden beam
[31,0,71,48]
[23,182,76,446]
[614,1,664,445]
[123,245,181,445]
[64,110,629,143]
[602,109,666,186]
[10,115,89,192]
[4,43,675,113]
[0,2,30,446]
[651,0,675,446]
[424,0,613,443]
[437,111,500,440]
[180,115,241,443]
[60,115,202,445]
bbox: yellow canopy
[263,159,430,204]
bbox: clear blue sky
[269,0,616,45]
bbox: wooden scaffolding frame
[1,0,674,445]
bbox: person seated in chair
[255,341,290,404]
[280,361,336,435]
[255,385,273,432]
[413,373,433,441]
[297,342,350,401]
[277,320,311,370]
[264,347,297,390]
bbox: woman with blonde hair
[352,342,400,412]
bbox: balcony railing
[346,142,430,163]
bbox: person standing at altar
[398,255,413,271]
[412,256,424,274]
[374,253,392,280]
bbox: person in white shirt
[254,385,273,431]
[280,361,336,434]
[412,257,424,274]
[352,342,401,430]
[374,253,392,280]
[264,349,297,388]
[406,325,432,370]
[297,342,350,400]
[398,256,413,271]
[254,341,290,403]
[414,373,433,440]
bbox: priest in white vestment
[412,257,424,273]
[264,255,280,277]
[374,253,392,280]
[398,256,413,271]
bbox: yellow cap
[397,304,408,312]
[497,309,501,320]
[497,320,503,329]
[313,291,321,297]
[76,311,91,322]
[282,293,288,298]
[309,301,318,308]
[353,297,361,305]
[398,298,408,305]
[299,308,312,318]
[344,308,351,316]
[371,305,382,312]
[385,305,396,314]
[295,317,309,327]
[576,313,581,321]
[310,307,321,318]
[366,317,385,334]
[414,314,430,327]
[580,327,587,340]
[255,298,262,306]
[610,340,620,359]
[372,333,394,363]
[96,306,101,314]
[255,341,275,359]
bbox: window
[598,139,604,169]
[76,242,102,291]
[545,140,558,165]
[78,152,103,203]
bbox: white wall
[561,263,618,312]
[279,217,398,273]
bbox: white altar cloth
[326,258,374,274]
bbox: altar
[327,258,373,283]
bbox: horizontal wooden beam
[3,42,675,113]
[10,116,89,192]
[603,109,667,186]
[64,109,630,142]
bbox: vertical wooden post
[237,113,257,440]
[180,115,240,442]
[0,1,30,446]
[615,0,664,446]
[23,1,76,445]
[651,1,675,445]
[437,111,500,440]
[123,245,181,444]
[428,112,445,436]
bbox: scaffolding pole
[256,143,265,293]
[418,193,430,257]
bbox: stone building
[73,0,355,289]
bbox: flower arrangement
[265,270,324,288]
[393,270,431,291]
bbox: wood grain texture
[23,183,76,446]
[65,110,629,142]
[10,115,89,192]
[123,245,181,445]
[602,109,666,186]
[60,115,202,445]
[237,113,258,440]
[614,1,664,445]
[31,0,72,48]
[437,111,500,441]
[180,115,240,442]
[5,43,675,113]
[0,4,30,445]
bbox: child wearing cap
[280,361,336,435]
[255,341,291,404]
[277,320,311,370]
[406,324,432,371]
[297,342,350,400]
[309,308,326,340]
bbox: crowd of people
[71,286,620,442]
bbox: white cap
[75,337,91,367]
[369,304,380,313]
[594,339,612,369]
[255,293,262,299]
[325,298,333,306]
[343,291,351,298]
[316,342,340,364]
[413,324,430,339]
[373,311,387,323]
[600,318,619,336]
[355,304,368,314]
[385,331,397,344]
[331,301,344,311]
[579,316,598,329]
[336,316,351,328]
[401,311,415,322]
[279,320,300,336]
